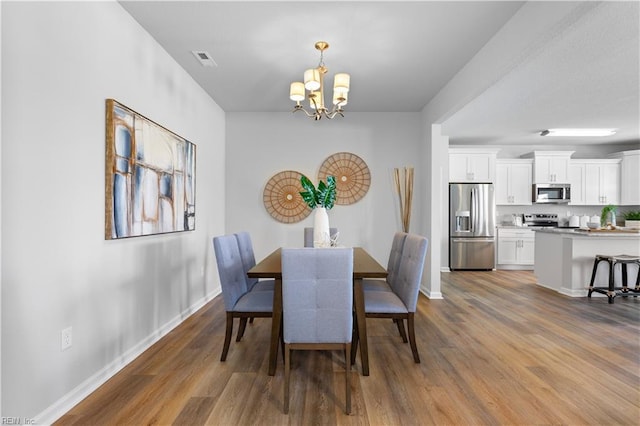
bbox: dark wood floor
[55,270,640,425]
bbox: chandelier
[289,41,350,120]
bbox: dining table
[247,247,387,376]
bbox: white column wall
[1,2,225,421]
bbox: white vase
[313,207,331,248]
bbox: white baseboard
[35,290,220,425]
[495,264,534,271]
[559,287,588,298]
[419,287,444,300]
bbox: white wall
[225,112,422,267]
[1,2,225,421]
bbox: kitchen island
[533,228,640,297]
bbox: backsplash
[497,204,639,226]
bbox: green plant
[300,175,336,210]
[622,210,640,220]
[600,204,617,226]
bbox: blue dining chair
[213,234,274,361]
[358,233,428,363]
[235,232,275,292]
[362,232,408,292]
[281,247,354,414]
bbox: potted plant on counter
[600,204,618,228]
[622,210,640,229]
[300,175,336,247]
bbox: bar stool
[587,254,640,304]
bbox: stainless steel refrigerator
[449,183,496,270]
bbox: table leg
[353,278,369,376]
[268,278,282,376]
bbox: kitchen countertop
[533,227,640,237]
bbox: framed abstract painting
[105,99,196,239]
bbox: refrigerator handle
[470,188,476,233]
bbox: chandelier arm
[324,108,345,119]
[292,105,319,118]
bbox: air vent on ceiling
[191,50,217,67]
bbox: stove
[523,213,558,228]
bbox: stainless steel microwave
[532,183,571,203]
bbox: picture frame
[105,99,196,239]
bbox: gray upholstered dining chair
[358,233,428,363]
[213,234,274,362]
[303,227,338,247]
[362,232,408,292]
[235,232,275,292]
[281,247,354,414]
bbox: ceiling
[119,1,639,147]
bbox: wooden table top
[247,247,387,279]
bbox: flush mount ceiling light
[289,41,350,121]
[540,128,617,137]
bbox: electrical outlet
[61,327,72,351]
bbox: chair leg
[284,343,291,414]
[236,318,248,342]
[249,317,255,324]
[345,343,352,415]
[587,257,602,297]
[395,318,408,343]
[407,313,420,363]
[221,312,234,361]
[280,319,285,363]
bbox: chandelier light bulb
[289,82,305,101]
[333,89,348,106]
[333,73,350,92]
[304,69,321,91]
[309,91,323,110]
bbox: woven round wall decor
[263,170,312,223]
[318,152,371,205]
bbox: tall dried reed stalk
[394,167,414,233]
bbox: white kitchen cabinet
[496,160,533,205]
[529,151,574,183]
[586,161,620,205]
[568,162,586,205]
[609,150,640,205]
[570,160,620,205]
[449,148,500,182]
[497,228,535,268]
